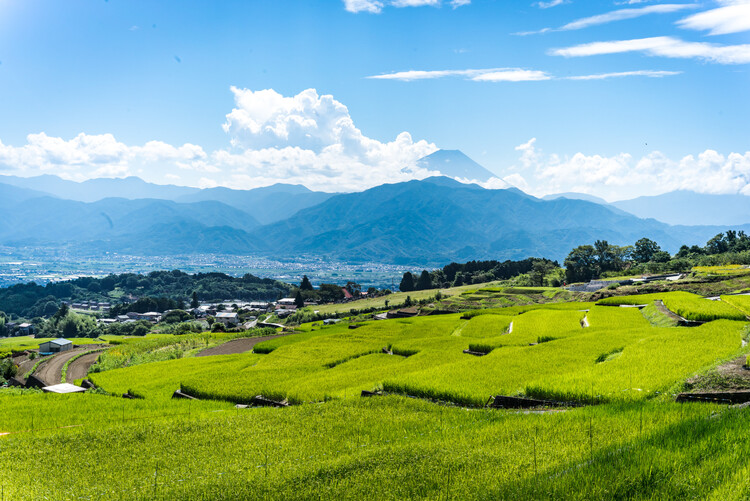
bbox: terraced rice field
[4,291,750,500]
[89,298,748,407]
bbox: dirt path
[196,334,289,357]
[65,350,104,383]
[34,348,90,386]
[654,300,687,323]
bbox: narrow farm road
[65,350,105,383]
[34,348,90,386]
[196,334,290,357]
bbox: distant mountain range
[611,191,750,226]
[1,150,749,264]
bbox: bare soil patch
[35,346,105,386]
[65,350,104,383]
[196,335,289,357]
[684,355,750,393]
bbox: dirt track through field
[196,335,289,357]
[34,348,90,386]
[65,350,104,383]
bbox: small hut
[38,338,73,355]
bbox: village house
[215,311,239,326]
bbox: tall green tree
[416,270,432,290]
[399,272,415,292]
[300,275,313,291]
[294,290,305,308]
[633,238,661,263]
[564,245,598,283]
[190,291,200,309]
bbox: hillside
[0,195,263,254]
[176,183,335,225]
[250,177,691,264]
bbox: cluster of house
[64,300,111,312]
[5,321,35,336]
[98,311,162,325]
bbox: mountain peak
[417,149,502,184]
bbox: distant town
[0,247,412,290]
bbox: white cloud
[564,69,681,80]
[535,0,568,8]
[561,4,697,30]
[501,138,750,200]
[0,133,207,182]
[677,1,750,35]
[519,4,698,35]
[342,0,468,13]
[343,0,384,13]
[368,67,680,81]
[391,0,440,7]
[472,69,551,81]
[0,88,442,193]
[367,68,494,81]
[551,36,750,64]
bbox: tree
[53,303,69,321]
[564,245,598,283]
[294,290,305,308]
[399,272,415,292]
[633,238,661,263]
[705,233,729,255]
[300,275,313,291]
[404,295,413,307]
[416,270,432,290]
[345,281,362,297]
[530,260,557,287]
[190,292,199,309]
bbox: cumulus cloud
[0,133,207,182]
[519,4,697,35]
[368,67,680,81]
[677,1,750,35]
[551,36,750,64]
[343,0,468,13]
[218,87,438,191]
[502,138,750,200]
[0,88,441,192]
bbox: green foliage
[0,270,291,318]
[162,309,192,324]
[399,272,415,292]
[38,310,103,339]
[0,357,17,381]
[299,275,313,291]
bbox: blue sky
[0,0,748,200]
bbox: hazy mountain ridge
[3,150,750,264]
[612,190,750,226]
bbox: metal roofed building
[215,312,239,325]
[38,338,73,355]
